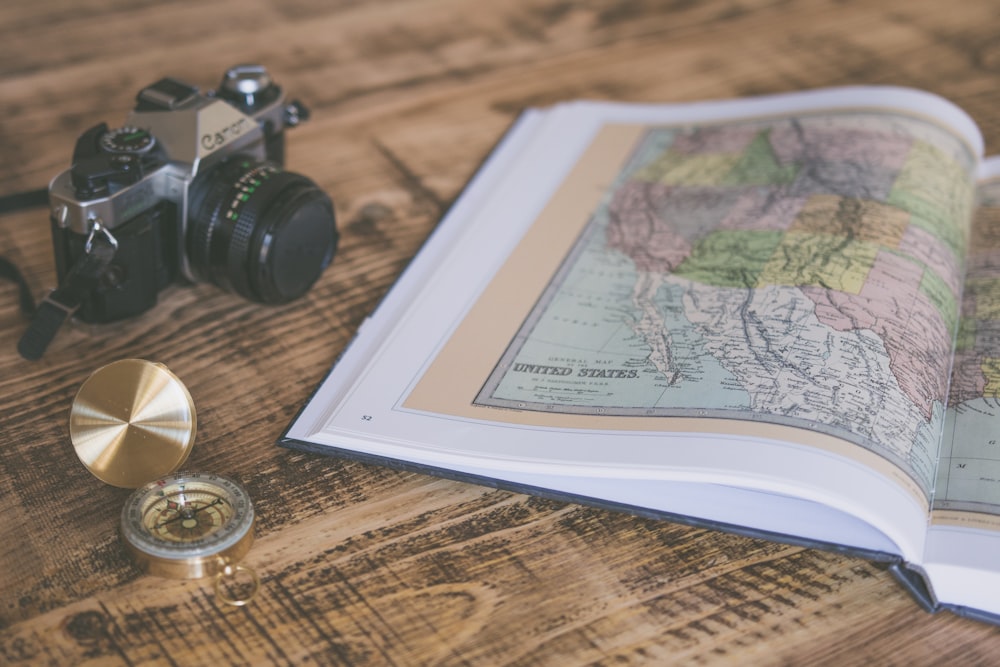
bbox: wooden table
[2,0,1000,664]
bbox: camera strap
[17,226,117,361]
[0,256,36,316]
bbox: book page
[935,160,1000,530]
[405,102,978,502]
[289,88,985,560]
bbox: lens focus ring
[220,163,280,300]
[188,157,337,304]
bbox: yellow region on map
[637,152,741,186]
[755,228,879,293]
[888,141,970,254]
[791,194,910,246]
[981,358,1000,398]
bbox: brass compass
[121,472,258,605]
[69,359,259,606]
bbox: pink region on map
[719,190,807,231]
[858,249,926,304]
[606,184,691,272]
[768,127,912,170]
[669,126,759,154]
[803,250,950,419]
[898,224,963,297]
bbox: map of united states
[476,112,976,494]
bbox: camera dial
[69,123,166,199]
[100,127,157,155]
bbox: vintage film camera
[46,64,338,326]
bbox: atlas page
[284,87,982,577]
[922,159,1000,617]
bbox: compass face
[122,473,254,563]
[143,486,235,542]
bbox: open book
[281,87,1000,623]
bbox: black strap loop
[17,300,70,361]
[16,235,116,360]
[0,186,65,360]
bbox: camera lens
[187,157,337,304]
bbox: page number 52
[361,415,373,422]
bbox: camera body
[48,64,338,324]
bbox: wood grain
[3,0,1000,664]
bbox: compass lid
[69,359,196,488]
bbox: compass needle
[122,473,256,602]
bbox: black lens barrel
[187,157,337,304]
